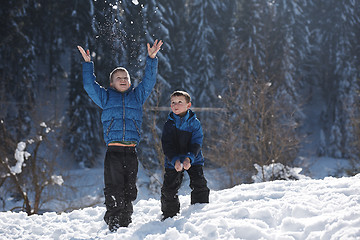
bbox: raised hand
[147,39,163,59]
[77,46,91,62]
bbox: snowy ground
[1,172,359,239]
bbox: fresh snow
[1,173,359,239]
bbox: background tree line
[1,0,360,189]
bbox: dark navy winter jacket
[82,56,158,145]
[161,109,204,169]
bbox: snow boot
[108,213,132,232]
[161,212,177,221]
[108,216,121,232]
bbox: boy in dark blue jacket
[77,39,163,231]
[161,90,210,220]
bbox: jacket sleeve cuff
[147,55,157,61]
[185,153,195,164]
[146,56,158,69]
[82,61,94,71]
[170,156,179,166]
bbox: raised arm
[77,45,106,109]
[135,40,163,104]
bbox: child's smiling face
[110,70,131,92]
[170,95,191,116]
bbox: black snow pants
[161,165,210,219]
[103,146,138,226]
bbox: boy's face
[110,71,131,92]
[170,95,191,116]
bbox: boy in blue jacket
[77,39,163,231]
[161,90,210,220]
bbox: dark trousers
[103,146,138,224]
[161,165,210,218]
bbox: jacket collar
[109,85,133,94]
[169,109,195,122]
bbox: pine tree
[187,0,228,107]
[65,0,103,168]
[305,0,360,158]
[156,0,191,96]
[208,0,304,184]
[0,1,36,140]
[270,0,310,102]
[143,0,172,95]
[329,0,360,158]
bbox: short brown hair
[109,67,130,83]
[170,90,191,103]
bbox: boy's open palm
[147,39,163,59]
[77,46,91,62]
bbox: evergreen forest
[1,0,360,186]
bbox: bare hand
[77,46,91,62]
[183,158,191,170]
[147,39,163,59]
[174,160,183,172]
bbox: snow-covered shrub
[0,121,66,215]
[252,163,310,183]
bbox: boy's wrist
[185,153,194,164]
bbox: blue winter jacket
[161,109,204,169]
[82,56,158,145]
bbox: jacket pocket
[106,118,115,137]
[132,119,140,137]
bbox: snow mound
[1,174,359,239]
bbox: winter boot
[108,216,121,232]
[161,212,177,221]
